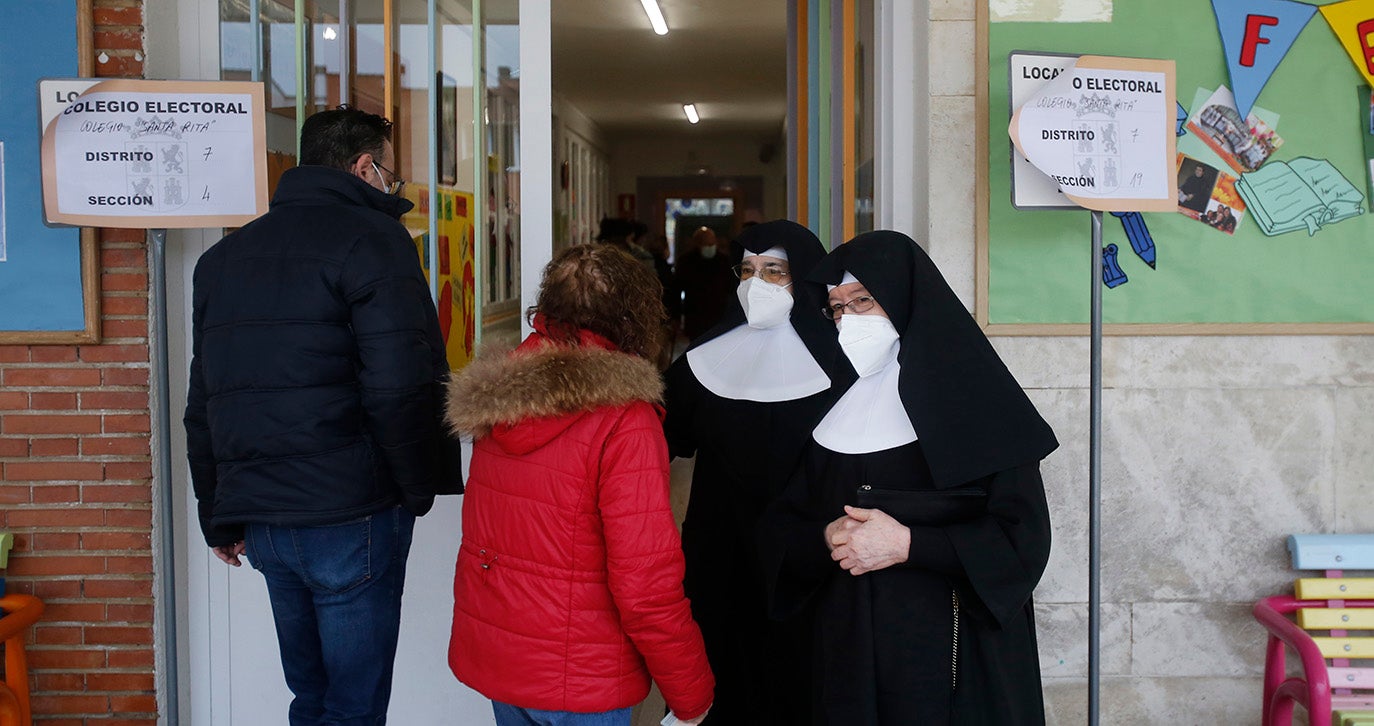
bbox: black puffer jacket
[185,165,451,546]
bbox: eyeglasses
[822,296,877,320]
[732,262,791,285]
[371,161,406,195]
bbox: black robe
[760,230,1058,725]
[763,439,1050,725]
[662,219,847,725]
[664,364,832,725]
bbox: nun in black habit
[761,230,1059,725]
[663,220,850,725]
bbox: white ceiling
[552,0,789,135]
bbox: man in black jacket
[184,106,451,724]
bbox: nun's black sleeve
[661,357,698,459]
[758,457,836,620]
[902,461,1052,627]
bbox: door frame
[161,0,553,723]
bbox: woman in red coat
[444,244,714,726]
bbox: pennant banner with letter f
[1212,0,1317,119]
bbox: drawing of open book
[1236,157,1365,237]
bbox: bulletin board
[0,0,99,344]
[977,0,1374,334]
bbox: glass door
[198,3,537,723]
[218,0,523,362]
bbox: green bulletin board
[978,0,1374,334]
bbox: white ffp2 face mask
[836,313,900,377]
[737,277,794,329]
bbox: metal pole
[1088,210,1103,726]
[149,228,180,725]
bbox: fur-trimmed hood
[444,338,663,448]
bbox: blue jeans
[491,702,633,726]
[245,506,415,726]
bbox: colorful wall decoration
[981,0,1374,333]
[404,185,477,369]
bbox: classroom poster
[403,185,477,370]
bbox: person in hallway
[761,230,1058,725]
[596,215,656,271]
[443,244,714,726]
[663,220,849,725]
[642,231,681,369]
[184,106,455,725]
[675,226,736,342]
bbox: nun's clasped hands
[824,505,911,576]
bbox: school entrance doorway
[171,1,897,723]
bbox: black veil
[806,230,1058,486]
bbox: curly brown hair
[529,244,665,359]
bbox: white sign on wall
[39,79,100,130]
[40,79,268,229]
[1008,55,1177,213]
[1007,52,1081,209]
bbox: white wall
[606,129,788,222]
[555,91,608,150]
[926,1,1374,723]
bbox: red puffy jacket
[444,325,714,719]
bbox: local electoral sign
[1009,55,1177,213]
[40,79,267,228]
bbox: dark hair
[530,244,665,360]
[299,106,393,170]
[594,217,633,242]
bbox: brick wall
[0,1,157,723]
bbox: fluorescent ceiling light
[640,0,669,35]
[683,104,700,124]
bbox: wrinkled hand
[829,506,910,576]
[824,513,863,552]
[212,541,246,567]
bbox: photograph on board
[1177,153,1247,235]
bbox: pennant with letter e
[1321,0,1374,89]
[1212,0,1316,119]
